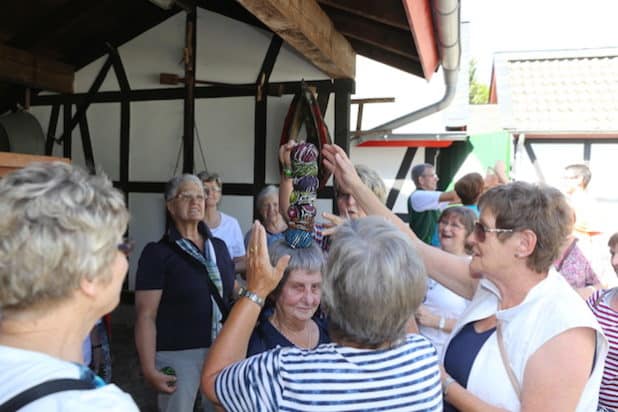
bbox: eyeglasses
[117,238,135,256]
[175,192,205,202]
[474,222,513,242]
[422,173,438,178]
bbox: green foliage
[468,59,489,104]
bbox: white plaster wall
[29,8,332,287]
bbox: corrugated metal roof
[492,48,618,133]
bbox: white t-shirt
[409,190,449,212]
[210,212,246,259]
[420,278,469,357]
[0,345,138,411]
[445,270,607,411]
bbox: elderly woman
[246,240,328,356]
[198,171,246,273]
[587,232,618,411]
[416,206,474,356]
[201,218,442,411]
[135,174,235,412]
[322,144,607,411]
[244,185,287,247]
[0,162,137,410]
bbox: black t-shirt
[135,224,234,350]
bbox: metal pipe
[368,0,461,133]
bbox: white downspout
[368,0,461,133]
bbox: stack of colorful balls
[284,142,319,248]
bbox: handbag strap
[496,320,521,399]
[0,379,95,412]
[166,240,230,321]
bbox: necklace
[270,315,316,349]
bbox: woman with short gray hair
[244,185,287,247]
[135,174,235,412]
[0,162,137,411]
[202,218,442,411]
[246,240,328,356]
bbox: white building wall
[28,9,332,288]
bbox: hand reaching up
[246,220,290,298]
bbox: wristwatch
[238,287,265,308]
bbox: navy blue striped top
[215,333,442,411]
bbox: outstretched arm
[321,144,477,299]
[201,221,290,405]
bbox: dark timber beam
[0,44,74,93]
[30,80,336,105]
[317,0,409,30]
[254,35,283,214]
[323,5,419,60]
[348,38,424,77]
[183,7,197,173]
[236,0,355,79]
[108,44,131,194]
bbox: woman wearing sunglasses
[321,144,607,412]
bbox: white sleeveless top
[444,269,608,411]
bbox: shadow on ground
[110,303,158,412]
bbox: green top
[407,192,440,245]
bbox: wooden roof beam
[317,0,409,30]
[236,0,355,79]
[0,44,74,94]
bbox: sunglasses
[117,238,135,256]
[474,222,513,242]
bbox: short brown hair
[455,173,484,205]
[478,182,571,273]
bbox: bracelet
[282,167,293,178]
[92,344,103,349]
[443,375,456,397]
[238,287,265,308]
[438,316,446,330]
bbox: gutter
[360,0,461,139]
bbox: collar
[166,220,212,242]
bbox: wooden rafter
[236,0,355,79]
[323,5,418,60]
[317,0,409,30]
[0,44,74,93]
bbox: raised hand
[321,144,363,195]
[246,220,290,297]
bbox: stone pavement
[109,303,158,411]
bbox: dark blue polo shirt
[135,222,234,351]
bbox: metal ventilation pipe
[368,0,461,133]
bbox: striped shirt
[215,334,442,411]
[587,288,618,408]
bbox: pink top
[554,239,599,288]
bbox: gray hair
[164,174,203,201]
[322,216,427,347]
[0,162,129,311]
[256,185,279,211]
[197,171,222,188]
[334,164,387,204]
[411,163,432,186]
[267,240,325,305]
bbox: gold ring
[249,247,256,254]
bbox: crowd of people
[1,144,618,411]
